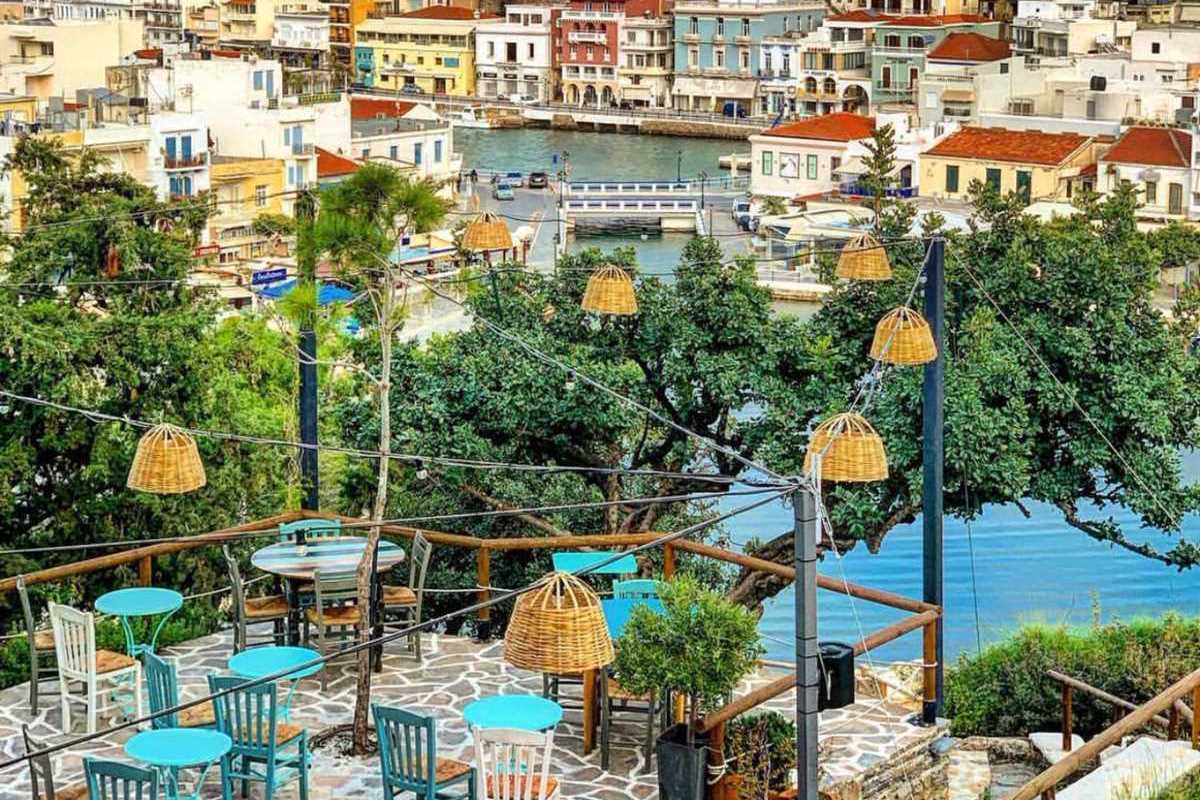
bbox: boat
[452,106,495,129]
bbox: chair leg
[85,681,97,735]
[600,676,610,771]
[219,754,233,800]
[298,742,310,800]
[59,687,71,734]
[645,699,656,767]
[29,648,39,714]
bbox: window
[253,70,263,90]
[715,47,724,67]
[527,43,533,58]
[1000,62,1009,74]
[487,41,494,57]
[740,50,749,69]
[361,149,369,160]
[1151,41,1160,54]
[1016,170,1031,203]
[1169,182,1183,214]
[587,46,594,60]
[688,47,698,66]
[413,142,422,166]
[255,184,267,207]
[716,17,724,36]
[831,156,841,173]
[806,154,818,179]
[434,139,442,162]
[763,52,772,72]
[741,17,750,36]
[986,168,1001,191]
[1145,180,1157,204]
[884,34,900,48]
[945,165,959,193]
[389,145,398,160]
[881,65,891,88]
[762,150,772,175]
[689,16,698,34]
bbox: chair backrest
[613,579,663,599]
[84,757,159,800]
[473,727,556,800]
[48,603,94,681]
[208,673,283,758]
[373,703,438,792]
[311,568,360,620]
[142,651,180,729]
[279,518,341,543]
[22,725,56,800]
[17,576,41,651]
[408,533,433,614]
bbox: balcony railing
[568,31,607,44]
[165,153,208,169]
[291,142,315,156]
[561,9,619,20]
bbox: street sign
[251,267,288,286]
[192,244,220,257]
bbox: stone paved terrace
[0,630,946,799]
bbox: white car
[508,94,538,105]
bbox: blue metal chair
[84,758,159,800]
[143,651,215,730]
[279,518,342,543]
[613,579,663,599]
[373,704,475,800]
[208,674,309,800]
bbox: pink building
[556,0,670,106]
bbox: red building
[556,0,669,106]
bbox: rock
[1058,736,1200,799]
[1029,732,1086,765]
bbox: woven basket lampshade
[462,211,513,253]
[127,423,207,494]
[870,306,937,366]
[803,412,888,482]
[504,572,614,673]
[836,232,892,281]
[581,264,638,316]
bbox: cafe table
[95,587,184,657]
[124,727,232,800]
[551,551,638,576]
[463,694,563,732]
[228,645,322,721]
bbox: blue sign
[251,267,287,286]
[552,153,559,165]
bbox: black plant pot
[657,722,709,800]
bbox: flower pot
[657,723,708,800]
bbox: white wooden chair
[472,727,560,800]
[49,603,143,735]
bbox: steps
[1056,736,1200,800]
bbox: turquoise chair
[144,651,215,730]
[279,519,342,544]
[84,758,159,800]
[208,674,309,800]
[613,579,663,599]
[373,704,475,800]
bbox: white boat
[452,106,495,129]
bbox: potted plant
[723,711,798,800]
[614,576,763,800]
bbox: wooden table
[250,536,405,669]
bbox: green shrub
[727,711,797,794]
[1147,772,1200,800]
[945,614,1200,738]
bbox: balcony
[165,153,208,169]
[561,9,619,20]
[712,33,726,44]
[681,32,700,43]
[735,34,751,44]
[224,8,256,20]
[568,31,607,44]
[291,142,315,156]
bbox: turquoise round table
[125,728,231,800]
[95,587,184,657]
[463,694,563,731]
[228,645,322,721]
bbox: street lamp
[698,170,708,211]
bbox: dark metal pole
[677,149,682,183]
[922,236,945,724]
[795,487,819,800]
[296,189,319,512]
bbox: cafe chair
[49,603,142,735]
[374,703,475,800]
[209,674,309,800]
[612,579,663,600]
[279,518,342,543]
[382,532,432,662]
[473,727,560,800]
[17,575,60,715]
[223,545,288,652]
[600,670,662,770]
[303,568,360,690]
[22,725,88,800]
[83,758,159,800]
[143,651,215,730]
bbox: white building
[621,14,673,109]
[475,4,553,102]
[271,3,330,53]
[1097,126,1198,221]
[790,10,881,120]
[749,111,877,198]
[174,55,283,113]
[1011,0,1134,60]
[148,110,211,201]
[346,97,458,182]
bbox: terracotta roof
[1102,126,1192,169]
[924,127,1090,166]
[209,49,243,58]
[1079,163,1097,177]
[826,9,896,22]
[133,48,162,60]
[316,146,360,178]
[761,112,875,142]
[883,13,989,26]
[400,6,499,19]
[927,32,1010,62]
[350,97,416,121]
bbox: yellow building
[920,126,1100,204]
[209,155,287,265]
[354,6,496,96]
[218,0,276,49]
[0,94,37,124]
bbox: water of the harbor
[455,127,1200,666]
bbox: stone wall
[821,721,951,800]
[640,118,755,140]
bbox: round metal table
[228,645,322,721]
[463,694,563,731]
[95,587,184,657]
[125,728,231,800]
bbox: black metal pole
[795,488,819,800]
[296,189,320,513]
[677,150,682,183]
[922,237,945,724]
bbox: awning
[671,75,757,100]
[941,89,975,103]
[256,279,354,305]
[834,157,868,176]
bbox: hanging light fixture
[504,572,614,675]
[803,412,888,482]
[127,423,207,494]
[461,211,513,255]
[870,306,937,366]
[581,264,638,316]
[836,232,892,281]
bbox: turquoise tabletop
[552,551,638,576]
[463,695,563,731]
[125,728,232,768]
[96,588,184,617]
[229,645,323,681]
[250,536,405,581]
[602,597,665,640]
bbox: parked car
[400,83,425,96]
[731,198,752,223]
[508,94,537,105]
[528,171,549,189]
[504,171,524,187]
[493,181,515,200]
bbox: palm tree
[314,163,450,753]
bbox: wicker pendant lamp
[462,211,513,254]
[581,264,638,315]
[836,232,892,281]
[127,423,207,494]
[870,306,937,366]
[803,412,888,482]
[504,572,614,674]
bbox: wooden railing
[1011,668,1200,800]
[1048,669,1194,751]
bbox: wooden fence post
[138,555,152,587]
[1193,686,1200,750]
[1061,684,1073,752]
[477,547,492,641]
[1170,704,1181,741]
[663,543,675,579]
[922,618,937,721]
